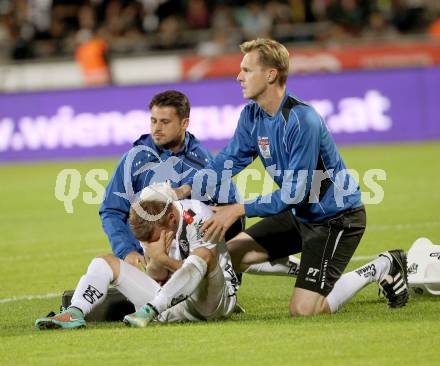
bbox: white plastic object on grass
[407,237,440,296]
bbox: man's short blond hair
[240,38,290,86]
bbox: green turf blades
[1,142,440,365]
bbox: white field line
[0,292,62,303]
[366,221,440,232]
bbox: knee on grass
[289,298,329,317]
[227,233,270,272]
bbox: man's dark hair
[129,200,173,242]
[149,90,190,120]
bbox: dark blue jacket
[201,93,363,222]
[99,132,216,258]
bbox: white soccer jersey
[114,198,238,322]
[168,199,239,295]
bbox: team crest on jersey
[182,209,196,224]
[257,136,271,159]
[193,219,205,240]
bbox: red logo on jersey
[257,136,271,159]
[182,210,195,224]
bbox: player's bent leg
[36,255,115,330]
[188,252,236,320]
[289,288,331,317]
[231,212,303,275]
[99,253,121,281]
[243,255,301,277]
[113,259,161,307]
[325,249,408,313]
[291,207,366,317]
[227,232,270,272]
[124,250,212,327]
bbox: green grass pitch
[1,142,439,365]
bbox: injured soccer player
[35,198,240,329]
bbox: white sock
[149,255,207,314]
[70,258,114,316]
[326,256,390,313]
[113,260,161,308]
[244,256,300,277]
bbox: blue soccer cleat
[35,307,86,330]
[123,304,158,328]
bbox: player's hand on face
[201,204,245,242]
[124,251,147,271]
[145,230,173,261]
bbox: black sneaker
[378,249,409,308]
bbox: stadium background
[1,1,439,365]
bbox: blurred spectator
[326,0,367,36]
[428,17,440,40]
[141,3,160,33]
[289,0,306,23]
[211,3,237,30]
[29,0,52,36]
[0,15,9,46]
[156,0,185,22]
[323,22,355,43]
[0,0,439,62]
[235,2,272,40]
[266,1,292,25]
[78,4,95,30]
[51,0,82,36]
[152,15,191,50]
[391,0,427,33]
[120,1,143,35]
[196,29,238,57]
[105,0,124,42]
[75,28,112,86]
[363,9,399,39]
[186,0,210,29]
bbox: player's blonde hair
[240,38,290,86]
[129,200,173,242]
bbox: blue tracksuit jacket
[200,93,363,222]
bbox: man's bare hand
[173,184,191,200]
[145,257,170,282]
[124,251,147,271]
[201,204,245,242]
[144,230,174,263]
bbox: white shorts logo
[307,267,320,277]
